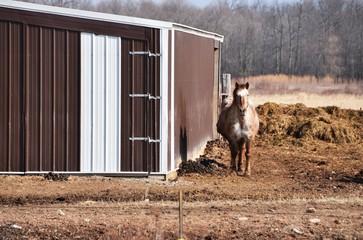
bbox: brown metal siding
[0,21,24,172]
[132,40,147,171]
[25,25,40,171]
[174,31,215,162]
[67,31,81,171]
[121,39,132,171]
[0,20,80,172]
[25,26,80,172]
[120,39,148,172]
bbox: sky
[159,0,220,8]
[92,0,299,9]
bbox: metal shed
[0,0,223,178]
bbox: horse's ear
[235,82,240,88]
[246,82,249,89]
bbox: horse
[217,82,259,176]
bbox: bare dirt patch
[1,103,362,239]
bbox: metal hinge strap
[129,51,161,57]
[129,93,161,100]
[129,137,161,143]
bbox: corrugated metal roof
[173,23,224,42]
[0,0,223,42]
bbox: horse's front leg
[237,140,245,173]
[229,142,238,172]
[244,140,252,177]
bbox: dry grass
[235,74,363,110]
[240,74,335,85]
[251,93,363,110]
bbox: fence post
[178,190,184,240]
[222,73,231,96]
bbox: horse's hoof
[228,169,237,176]
[243,172,251,177]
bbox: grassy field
[238,75,363,110]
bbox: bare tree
[16,0,363,81]
[286,0,303,75]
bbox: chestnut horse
[217,82,259,176]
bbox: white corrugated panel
[160,29,169,173]
[81,33,121,173]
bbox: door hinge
[129,50,161,57]
[129,93,161,100]
[129,136,161,143]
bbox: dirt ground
[1,103,363,239]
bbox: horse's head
[233,82,250,115]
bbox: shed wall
[0,5,162,174]
[173,31,217,164]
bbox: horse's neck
[238,111,247,126]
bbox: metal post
[222,73,231,96]
[178,190,184,240]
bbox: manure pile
[177,157,228,176]
[257,103,363,144]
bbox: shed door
[80,34,160,173]
[121,39,160,173]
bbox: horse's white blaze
[236,88,249,97]
[236,88,249,109]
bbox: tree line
[20,0,363,81]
